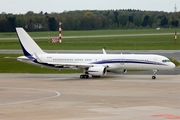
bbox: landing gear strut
[152,70,158,79]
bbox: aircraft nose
[170,62,176,69]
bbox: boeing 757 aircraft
[16,28,175,79]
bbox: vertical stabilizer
[16,28,45,57]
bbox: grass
[0,29,180,50]
[0,29,179,38]
[169,58,180,67]
[0,35,180,50]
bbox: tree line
[0,9,180,32]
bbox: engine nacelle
[108,69,127,74]
[88,67,107,76]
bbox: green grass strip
[0,35,180,50]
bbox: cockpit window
[162,60,171,62]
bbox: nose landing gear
[152,70,158,79]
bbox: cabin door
[120,57,124,65]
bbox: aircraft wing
[47,62,94,68]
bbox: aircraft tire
[152,76,156,79]
[80,75,89,79]
[80,75,84,79]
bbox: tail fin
[16,28,45,57]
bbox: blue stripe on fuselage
[91,59,166,66]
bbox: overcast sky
[1,0,180,14]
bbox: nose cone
[170,62,176,69]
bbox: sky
[1,0,180,14]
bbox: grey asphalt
[0,73,180,120]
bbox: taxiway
[0,74,180,120]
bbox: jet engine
[88,67,107,76]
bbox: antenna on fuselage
[102,48,107,54]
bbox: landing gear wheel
[80,75,89,79]
[152,76,156,79]
[80,75,84,79]
[85,75,89,78]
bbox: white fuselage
[31,53,175,70]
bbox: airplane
[16,28,175,79]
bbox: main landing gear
[80,74,89,79]
[80,69,90,79]
[152,70,158,79]
[80,75,101,79]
